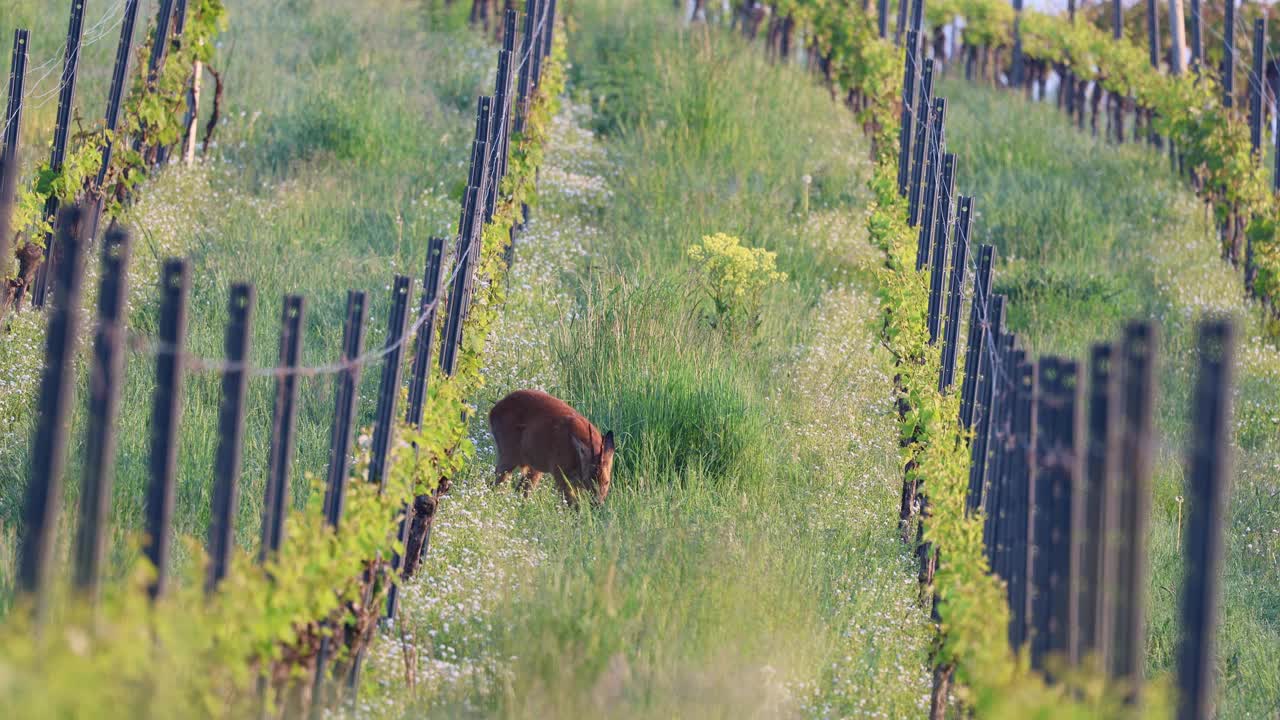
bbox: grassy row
[348,2,940,716]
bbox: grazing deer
[488,389,615,507]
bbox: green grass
[943,76,1280,717]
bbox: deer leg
[493,459,517,489]
[519,469,544,497]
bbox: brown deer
[488,389,616,507]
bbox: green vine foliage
[0,29,567,720]
[4,1,226,283]
[4,136,103,280]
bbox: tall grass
[552,281,770,489]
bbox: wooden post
[147,259,191,600]
[86,0,141,243]
[30,0,87,308]
[207,283,255,592]
[908,59,934,227]
[939,197,972,392]
[916,98,946,270]
[183,61,202,165]
[1275,68,1280,191]
[74,228,132,601]
[369,276,414,492]
[927,153,955,343]
[878,0,889,38]
[1176,319,1235,720]
[171,0,202,166]
[260,296,305,562]
[1081,343,1120,673]
[18,207,87,621]
[898,31,921,197]
[1112,321,1158,699]
[959,245,996,429]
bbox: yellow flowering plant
[686,232,787,336]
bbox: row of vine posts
[1,0,559,716]
[728,0,1239,717]
[897,5,1235,718]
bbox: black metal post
[940,197,972,392]
[18,207,87,620]
[260,295,305,562]
[323,291,369,529]
[30,0,87,307]
[897,31,921,197]
[146,259,191,600]
[1175,319,1235,720]
[960,245,996,429]
[369,276,414,492]
[207,283,255,592]
[908,59,935,226]
[74,228,132,601]
[87,0,141,242]
[916,98,946,270]
[927,153,955,343]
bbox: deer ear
[603,431,615,454]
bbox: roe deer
[489,389,615,507]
